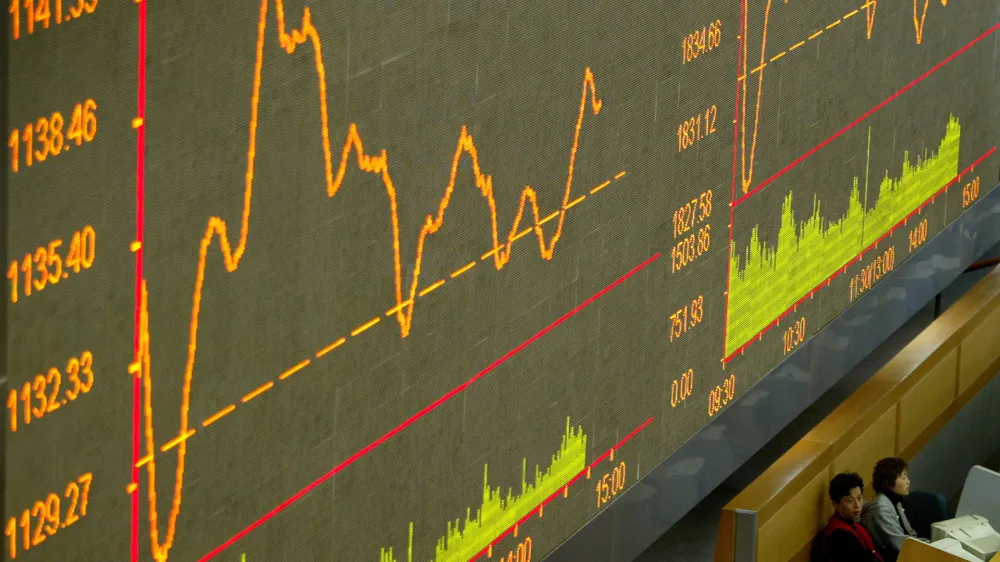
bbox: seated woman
[860,457,931,562]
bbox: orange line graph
[738,0,773,195]
[136,0,613,559]
[737,0,944,194]
[914,0,932,45]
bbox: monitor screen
[5,1,999,561]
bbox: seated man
[861,457,930,562]
[820,472,884,562]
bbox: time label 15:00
[596,461,627,508]
[6,226,95,303]
[8,99,97,173]
[7,351,94,432]
[5,473,92,559]
[9,0,97,40]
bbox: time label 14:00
[8,99,97,173]
[9,0,97,40]
[6,226,95,303]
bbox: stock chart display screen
[5,0,999,560]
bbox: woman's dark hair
[872,457,909,495]
[829,472,864,502]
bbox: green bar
[380,418,587,562]
[727,116,961,356]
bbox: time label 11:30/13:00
[5,473,93,559]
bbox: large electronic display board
[5,1,999,560]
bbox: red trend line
[723,147,996,362]
[737,0,879,196]
[469,416,657,562]
[734,22,1000,208]
[197,253,660,561]
[735,0,975,197]
[136,0,613,559]
[131,0,147,560]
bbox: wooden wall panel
[757,469,829,562]
[897,349,957,453]
[832,405,896,499]
[959,305,1000,395]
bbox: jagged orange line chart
[8,0,999,560]
[735,0,949,197]
[129,0,626,560]
[724,20,1000,360]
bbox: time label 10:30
[6,227,95,303]
[9,0,97,40]
[8,99,97,173]
[5,473,92,559]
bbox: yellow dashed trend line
[739,1,872,82]
[138,169,627,470]
[202,405,235,427]
[450,261,476,278]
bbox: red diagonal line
[198,252,660,561]
[723,147,996,362]
[469,416,656,562]
[734,22,1000,208]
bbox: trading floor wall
[638,240,1000,561]
[4,2,999,561]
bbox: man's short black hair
[829,472,864,502]
[872,457,909,495]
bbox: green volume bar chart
[379,418,587,562]
[726,115,962,356]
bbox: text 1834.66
[682,20,722,64]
